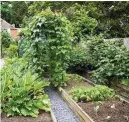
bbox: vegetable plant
[24,9,73,86]
[66,74,86,83]
[0,58,50,117]
[70,85,117,102]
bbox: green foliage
[85,35,129,84]
[4,43,18,58]
[18,29,32,58]
[67,47,88,72]
[67,3,98,43]
[1,30,12,48]
[70,85,117,102]
[1,1,28,27]
[0,58,50,117]
[66,74,85,83]
[24,9,73,86]
[122,79,129,86]
[96,1,129,38]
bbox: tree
[1,1,28,27]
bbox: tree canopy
[1,1,129,38]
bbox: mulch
[1,111,52,122]
[78,100,129,122]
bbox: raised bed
[59,87,95,122]
[1,109,57,122]
[59,78,129,122]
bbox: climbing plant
[24,9,73,86]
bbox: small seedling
[94,105,100,116]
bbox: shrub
[66,3,98,43]
[91,43,129,84]
[0,59,50,117]
[70,85,117,102]
[85,35,129,85]
[24,9,73,86]
[1,30,12,48]
[67,47,89,73]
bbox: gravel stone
[45,86,81,122]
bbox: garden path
[45,86,81,122]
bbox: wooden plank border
[58,87,95,122]
[51,109,57,122]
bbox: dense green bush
[66,3,98,43]
[70,85,117,102]
[1,30,12,48]
[84,35,129,84]
[67,47,88,72]
[0,58,50,117]
[24,9,73,86]
[18,28,31,57]
[92,48,129,84]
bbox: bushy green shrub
[66,3,98,43]
[0,58,50,117]
[67,47,89,72]
[5,44,18,58]
[92,49,129,84]
[70,85,117,102]
[85,35,129,84]
[1,30,12,48]
[24,9,73,86]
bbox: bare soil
[78,100,129,122]
[1,111,52,122]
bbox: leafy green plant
[0,59,50,117]
[66,74,85,83]
[24,9,73,86]
[84,35,129,85]
[1,30,12,48]
[70,85,117,102]
[66,3,98,43]
[67,47,90,72]
[122,79,129,86]
[4,44,18,58]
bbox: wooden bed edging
[58,87,95,122]
[51,109,57,122]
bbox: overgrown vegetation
[70,85,117,102]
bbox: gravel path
[45,86,81,122]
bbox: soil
[63,80,91,92]
[1,111,52,122]
[78,100,129,122]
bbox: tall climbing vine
[24,9,73,86]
